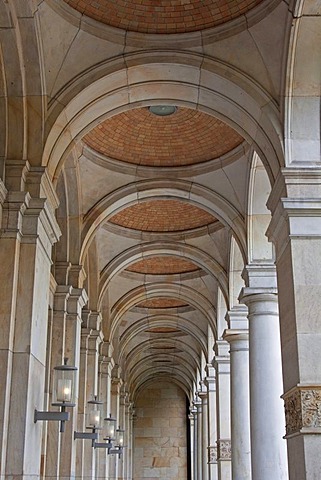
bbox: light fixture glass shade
[52,360,77,407]
[103,415,117,440]
[87,397,103,429]
[115,428,125,447]
[148,105,177,116]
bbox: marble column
[0,167,61,480]
[205,365,218,480]
[240,264,288,480]
[214,340,231,480]
[223,328,251,480]
[199,387,209,480]
[195,398,203,480]
[188,411,195,480]
[267,169,321,480]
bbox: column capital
[283,384,321,438]
[217,439,231,461]
[267,168,321,256]
[242,263,277,289]
[223,329,249,352]
[225,305,248,330]
[67,287,88,316]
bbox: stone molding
[0,178,7,205]
[283,386,321,438]
[208,445,218,464]
[217,439,231,461]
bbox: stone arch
[125,340,200,382]
[229,235,245,308]
[118,315,207,366]
[81,179,246,265]
[133,376,190,403]
[43,52,283,183]
[284,0,321,166]
[109,283,216,341]
[3,1,44,169]
[99,241,228,307]
[247,151,273,263]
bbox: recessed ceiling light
[148,105,177,116]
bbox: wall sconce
[109,428,125,457]
[94,414,116,449]
[74,396,103,446]
[34,358,77,433]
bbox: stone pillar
[191,406,198,480]
[45,285,72,480]
[188,412,195,480]
[0,168,61,479]
[59,287,88,480]
[266,169,321,480]
[240,264,288,480]
[199,387,209,480]
[97,344,114,480]
[195,398,203,480]
[214,340,231,480]
[223,328,251,480]
[205,365,218,480]
[77,311,103,480]
[109,376,122,480]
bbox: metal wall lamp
[94,414,116,450]
[34,358,77,433]
[74,396,103,446]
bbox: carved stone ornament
[217,439,231,460]
[208,445,217,464]
[284,387,321,436]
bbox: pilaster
[0,178,61,480]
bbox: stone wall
[133,381,188,480]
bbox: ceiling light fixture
[148,105,177,116]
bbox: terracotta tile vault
[64,0,263,34]
[145,327,182,334]
[84,107,243,167]
[126,256,200,275]
[136,298,188,309]
[109,199,216,232]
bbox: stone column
[188,412,195,480]
[195,398,203,480]
[109,376,122,480]
[45,285,72,480]
[223,327,251,480]
[205,365,218,480]
[97,344,114,480]
[76,311,102,480]
[199,387,209,480]
[0,168,61,479]
[214,340,231,480]
[240,264,288,480]
[191,406,198,480]
[266,169,321,480]
[59,287,88,480]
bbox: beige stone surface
[133,381,187,480]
